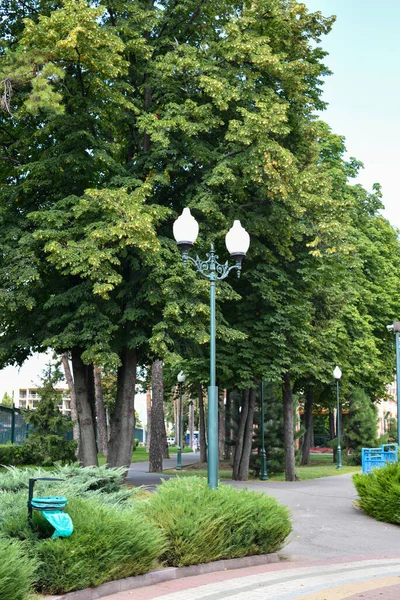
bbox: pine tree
[344,387,378,465]
[22,363,76,466]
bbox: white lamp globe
[333,366,342,380]
[225,220,250,256]
[173,208,199,247]
[177,371,186,383]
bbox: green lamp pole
[176,371,186,470]
[387,322,400,444]
[260,380,268,481]
[173,208,250,490]
[333,365,342,470]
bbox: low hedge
[0,470,292,594]
[353,462,400,524]
[0,537,38,600]
[141,476,291,567]
[34,497,165,594]
[0,444,27,466]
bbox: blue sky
[304,0,400,228]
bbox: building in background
[14,386,71,416]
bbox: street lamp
[386,322,400,444]
[176,371,186,470]
[173,208,250,489]
[333,365,342,470]
[259,380,268,481]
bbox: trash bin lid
[31,496,68,509]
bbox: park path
[103,465,400,599]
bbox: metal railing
[361,444,398,474]
[0,404,29,444]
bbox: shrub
[0,464,131,498]
[353,461,400,524]
[141,476,291,567]
[34,496,165,594]
[0,537,38,600]
[0,444,26,466]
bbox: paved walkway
[110,465,400,599]
[97,557,400,599]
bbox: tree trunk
[71,349,98,466]
[107,348,137,468]
[283,373,297,481]
[146,387,151,451]
[198,383,207,463]
[94,366,108,457]
[61,353,79,457]
[300,388,314,466]
[232,388,256,481]
[218,389,225,459]
[224,389,231,460]
[149,359,164,472]
[232,389,249,479]
[237,388,256,480]
[189,400,194,448]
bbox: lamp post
[176,371,186,470]
[173,208,250,490]
[333,365,342,470]
[260,380,268,481]
[387,322,400,444]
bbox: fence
[0,405,29,445]
[361,444,398,474]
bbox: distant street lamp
[173,208,250,490]
[259,381,268,481]
[333,366,342,470]
[386,322,400,444]
[176,371,186,471]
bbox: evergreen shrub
[142,476,291,567]
[0,444,26,466]
[0,537,38,600]
[353,462,400,524]
[34,496,165,594]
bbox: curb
[43,552,279,600]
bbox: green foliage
[0,463,128,497]
[353,462,400,524]
[0,444,26,466]
[1,392,13,407]
[34,496,164,594]
[22,364,76,465]
[344,388,378,465]
[141,476,291,567]
[0,537,38,600]
[254,384,285,475]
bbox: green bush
[141,476,291,567]
[353,461,400,524]
[0,444,27,466]
[0,537,38,600]
[34,496,165,594]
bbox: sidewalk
[125,452,201,487]
[109,465,400,599]
[93,556,400,599]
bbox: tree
[344,388,378,464]
[1,392,13,407]
[23,362,76,465]
[2,0,400,482]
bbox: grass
[97,445,193,466]
[164,453,361,481]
